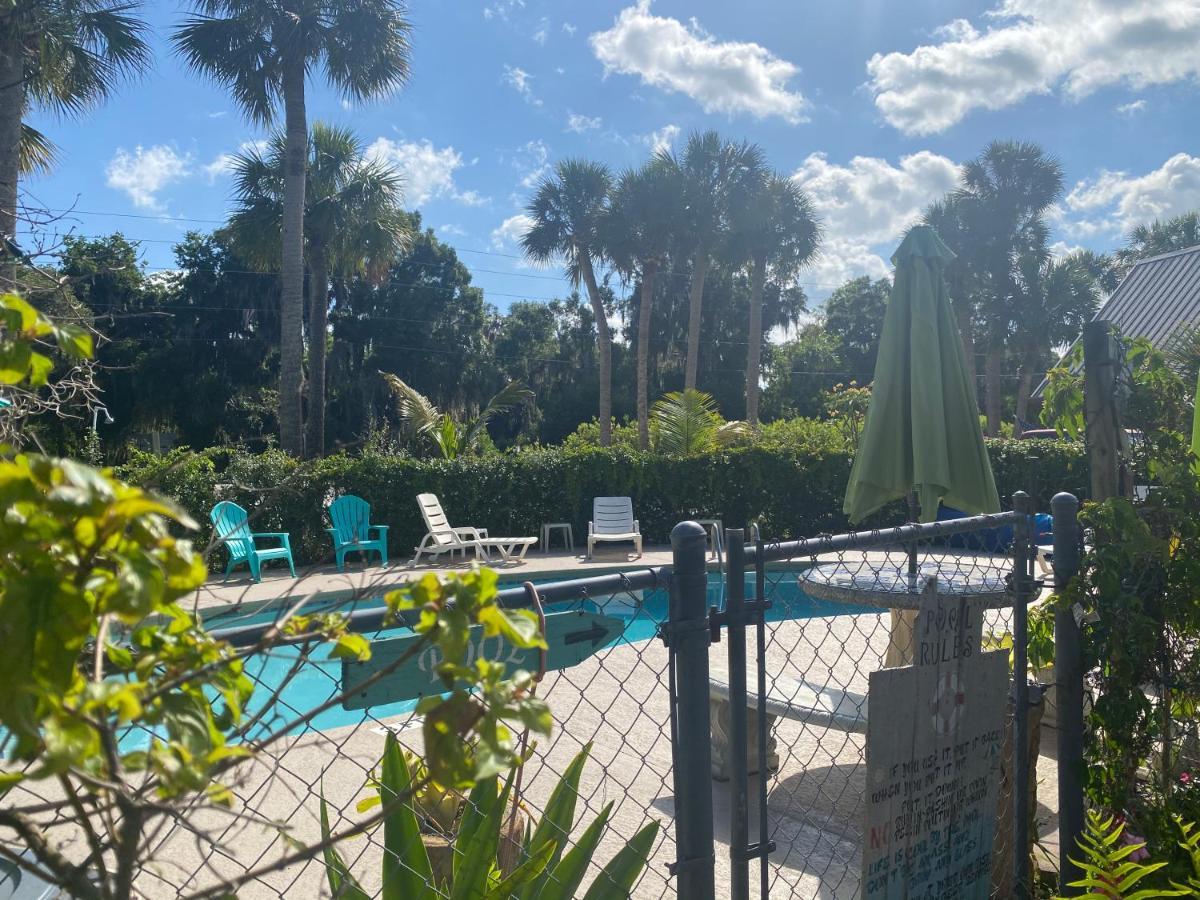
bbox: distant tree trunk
[578,251,612,446]
[306,252,329,457]
[745,252,767,426]
[956,299,977,402]
[985,345,1003,436]
[684,251,711,391]
[1014,361,1035,437]
[277,57,308,457]
[0,29,23,289]
[636,260,658,450]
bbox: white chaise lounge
[587,496,643,560]
[410,493,536,566]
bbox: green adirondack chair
[209,500,296,582]
[327,494,389,570]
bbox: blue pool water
[127,572,872,745]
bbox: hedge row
[121,440,1088,568]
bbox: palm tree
[660,131,765,391]
[605,159,681,449]
[945,141,1063,434]
[384,375,533,459]
[1011,250,1100,433]
[226,123,409,456]
[923,195,979,394]
[0,0,150,262]
[651,389,748,455]
[730,172,820,426]
[522,159,615,445]
[174,0,412,457]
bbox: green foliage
[323,738,659,899]
[1061,811,1185,899]
[822,381,872,449]
[650,388,749,455]
[125,436,1087,568]
[0,292,93,387]
[385,374,534,460]
[822,276,891,379]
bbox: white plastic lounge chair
[410,493,536,566]
[588,496,642,560]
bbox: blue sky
[21,0,1200,312]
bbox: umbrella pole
[906,491,919,578]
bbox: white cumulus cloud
[491,213,535,251]
[1116,99,1147,115]
[867,0,1200,135]
[1064,152,1200,235]
[566,112,602,133]
[791,151,961,289]
[590,1,809,123]
[105,145,191,211]
[365,138,487,207]
[643,124,680,155]
[515,139,552,190]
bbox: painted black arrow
[564,621,616,647]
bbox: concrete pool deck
[142,547,1063,898]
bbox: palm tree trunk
[636,260,658,450]
[984,344,1003,436]
[745,252,766,426]
[684,251,710,391]
[578,251,612,446]
[1014,362,1034,437]
[955,298,976,401]
[0,28,24,289]
[306,252,329,457]
[277,57,308,457]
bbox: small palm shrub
[1060,810,1187,899]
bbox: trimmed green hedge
[121,440,1088,568]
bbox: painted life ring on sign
[931,671,966,735]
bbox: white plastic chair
[587,496,642,560]
[410,493,536,566]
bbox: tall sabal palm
[0,0,150,259]
[953,140,1063,434]
[605,159,681,449]
[730,172,820,426]
[226,123,409,456]
[174,0,412,457]
[660,131,766,391]
[923,195,979,392]
[523,159,615,445]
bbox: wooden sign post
[341,609,625,710]
[863,579,1007,899]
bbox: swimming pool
[129,572,872,745]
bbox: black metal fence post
[1012,491,1033,900]
[669,520,715,900]
[1052,492,1084,895]
[725,529,749,900]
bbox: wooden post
[1083,321,1121,502]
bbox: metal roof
[1092,243,1200,346]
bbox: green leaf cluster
[321,735,659,900]
[0,293,93,387]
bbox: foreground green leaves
[322,734,661,900]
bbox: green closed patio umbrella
[843,225,1000,523]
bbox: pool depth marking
[340,609,626,710]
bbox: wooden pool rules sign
[863,579,1007,899]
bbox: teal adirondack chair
[209,501,296,582]
[327,494,389,570]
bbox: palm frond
[651,389,723,455]
[464,380,533,449]
[18,124,59,175]
[382,373,440,435]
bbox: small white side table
[540,522,574,553]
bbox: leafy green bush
[122,438,1088,568]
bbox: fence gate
[665,494,1083,900]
